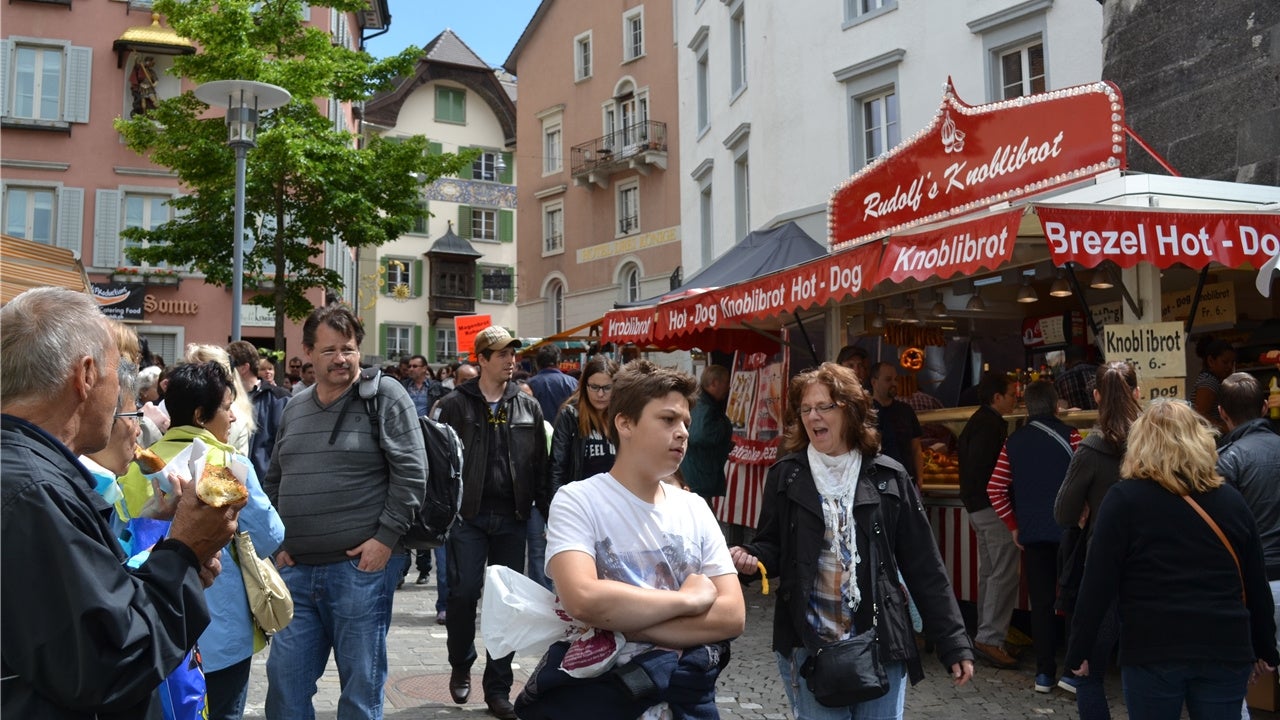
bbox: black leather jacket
[744,451,973,684]
[1217,418,1280,578]
[549,403,583,497]
[436,379,549,520]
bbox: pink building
[1,1,386,362]
[505,0,682,338]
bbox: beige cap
[473,326,522,355]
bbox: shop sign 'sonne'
[829,79,1125,248]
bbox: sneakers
[973,641,1018,669]
[415,572,429,585]
[1034,673,1054,693]
[1057,674,1081,694]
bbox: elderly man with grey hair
[1,287,242,720]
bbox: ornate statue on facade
[130,56,159,118]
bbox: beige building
[505,0,682,337]
[362,30,518,364]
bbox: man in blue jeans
[436,327,549,720]
[262,305,426,719]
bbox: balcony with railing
[570,120,668,189]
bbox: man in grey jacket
[263,305,426,720]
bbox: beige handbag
[233,531,294,635]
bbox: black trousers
[1024,541,1060,677]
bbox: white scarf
[807,445,863,611]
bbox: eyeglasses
[798,402,841,417]
[114,410,145,420]
[319,349,359,359]
[587,383,613,395]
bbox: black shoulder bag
[800,506,890,707]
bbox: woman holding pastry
[120,361,285,720]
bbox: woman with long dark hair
[1053,361,1140,718]
[548,356,620,495]
[1066,400,1277,718]
[1192,337,1236,432]
[730,363,973,719]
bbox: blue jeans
[445,512,527,699]
[1123,661,1252,720]
[1074,600,1120,720]
[433,544,449,613]
[265,553,407,720]
[525,506,552,591]
[775,648,907,720]
[205,656,252,720]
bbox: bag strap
[1027,420,1073,460]
[1182,494,1246,605]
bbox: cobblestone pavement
[244,575,1280,719]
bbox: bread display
[197,464,248,507]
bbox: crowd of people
[3,284,1277,720]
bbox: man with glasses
[262,304,426,720]
[435,326,549,719]
[680,365,733,501]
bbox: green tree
[116,0,474,347]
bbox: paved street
[244,573,1280,719]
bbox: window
[605,80,650,151]
[458,206,513,243]
[734,154,750,243]
[472,151,498,181]
[617,182,639,235]
[543,202,564,255]
[435,86,466,124]
[845,0,896,24]
[4,186,55,244]
[383,325,413,360]
[2,39,91,125]
[434,261,474,298]
[1000,42,1046,99]
[574,31,592,81]
[410,196,429,235]
[623,7,644,62]
[620,263,641,303]
[729,3,747,96]
[861,89,900,162]
[472,208,497,241]
[547,280,565,334]
[543,123,562,174]
[122,193,172,268]
[433,326,456,363]
[699,184,713,268]
[381,257,421,298]
[695,52,709,132]
[478,264,514,304]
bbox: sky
[365,0,543,69]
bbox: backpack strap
[1027,420,1073,460]
[328,368,382,446]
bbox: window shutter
[427,141,442,156]
[474,265,483,300]
[64,46,92,124]
[427,326,436,360]
[57,187,84,254]
[93,189,121,268]
[499,152,513,184]
[378,323,388,356]
[379,256,390,295]
[412,259,423,298]
[457,206,473,238]
[301,2,311,21]
[505,265,516,303]
[0,40,11,119]
[498,209,513,243]
[412,325,422,355]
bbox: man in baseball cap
[435,326,546,719]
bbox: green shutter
[412,325,422,355]
[458,206,473,239]
[428,141,442,156]
[427,326,436,361]
[378,323,388,357]
[506,265,516,304]
[412,260,423,298]
[498,210,513,243]
[499,152,513,184]
[475,266,484,301]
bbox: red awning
[878,208,1023,284]
[1036,204,1280,270]
[601,306,658,345]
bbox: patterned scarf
[807,445,863,612]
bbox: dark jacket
[436,378,549,520]
[1003,415,1078,545]
[527,367,578,423]
[1053,432,1123,544]
[957,404,1008,513]
[247,378,291,481]
[680,393,734,498]
[1064,479,1279,670]
[1217,418,1280,579]
[549,403,583,496]
[1,415,209,720]
[743,451,973,684]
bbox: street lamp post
[193,80,291,341]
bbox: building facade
[675,0,1104,278]
[362,29,519,365]
[0,0,385,361]
[505,0,682,337]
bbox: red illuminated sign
[879,209,1023,285]
[829,79,1126,249]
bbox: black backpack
[357,368,464,550]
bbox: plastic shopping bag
[157,646,207,720]
[482,565,585,657]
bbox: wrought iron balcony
[570,121,668,189]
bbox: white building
[676,0,1104,276]
[363,30,518,364]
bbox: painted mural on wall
[426,179,517,209]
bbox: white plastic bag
[481,565,584,657]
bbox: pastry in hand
[133,445,167,474]
[197,464,248,507]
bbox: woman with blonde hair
[1065,400,1278,719]
[184,343,255,456]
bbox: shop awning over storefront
[878,208,1023,284]
[1,234,92,304]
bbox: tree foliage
[116,0,474,345]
